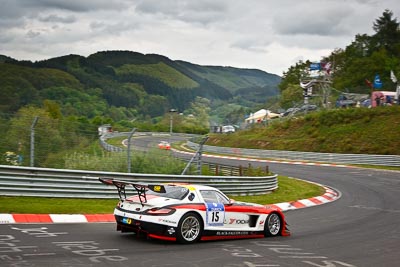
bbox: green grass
[207,106,400,155]
[231,176,324,204]
[0,176,324,214]
[105,136,126,147]
[0,197,118,214]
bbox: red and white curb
[0,186,340,224]
[0,214,115,224]
[270,185,340,212]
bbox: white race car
[158,141,171,150]
[100,178,290,243]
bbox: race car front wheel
[265,213,282,237]
[176,212,202,244]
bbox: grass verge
[231,176,325,205]
[0,176,325,214]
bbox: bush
[64,149,187,174]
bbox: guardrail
[202,162,269,176]
[101,132,400,167]
[187,142,400,167]
[0,165,278,198]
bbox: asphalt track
[1,137,399,266]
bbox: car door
[200,190,250,230]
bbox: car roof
[165,183,219,191]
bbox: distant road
[123,133,195,151]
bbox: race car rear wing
[99,178,166,205]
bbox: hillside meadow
[207,106,400,155]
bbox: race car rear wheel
[265,213,282,237]
[176,212,202,244]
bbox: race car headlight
[145,207,176,215]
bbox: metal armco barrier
[0,165,278,198]
[187,142,400,167]
[101,132,400,167]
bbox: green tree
[278,61,310,108]
[371,9,400,56]
[140,95,169,117]
[280,84,303,108]
[5,106,64,167]
[279,61,309,92]
[184,97,211,129]
[43,100,62,119]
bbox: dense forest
[0,9,399,168]
[0,51,280,122]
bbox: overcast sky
[1,0,399,76]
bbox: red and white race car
[99,178,290,243]
[158,141,171,150]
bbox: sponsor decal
[158,219,177,224]
[216,231,250,236]
[228,219,249,224]
[122,218,132,224]
[180,184,196,191]
[153,185,162,192]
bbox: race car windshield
[149,186,189,200]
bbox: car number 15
[205,203,225,226]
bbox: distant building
[245,109,281,124]
[371,91,396,107]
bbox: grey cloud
[0,0,23,18]
[0,32,15,44]
[1,0,399,75]
[89,20,136,36]
[0,0,129,28]
[39,14,76,23]
[26,30,41,38]
[18,0,129,12]
[0,0,126,45]
[0,0,26,28]
[231,38,271,53]
[0,17,25,29]
[271,4,353,36]
[135,0,228,25]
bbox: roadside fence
[100,132,400,167]
[203,162,269,176]
[0,165,278,198]
[187,142,400,167]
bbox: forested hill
[0,51,280,117]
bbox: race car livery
[99,178,290,243]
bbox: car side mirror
[226,199,235,206]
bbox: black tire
[264,213,282,237]
[176,212,203,244]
